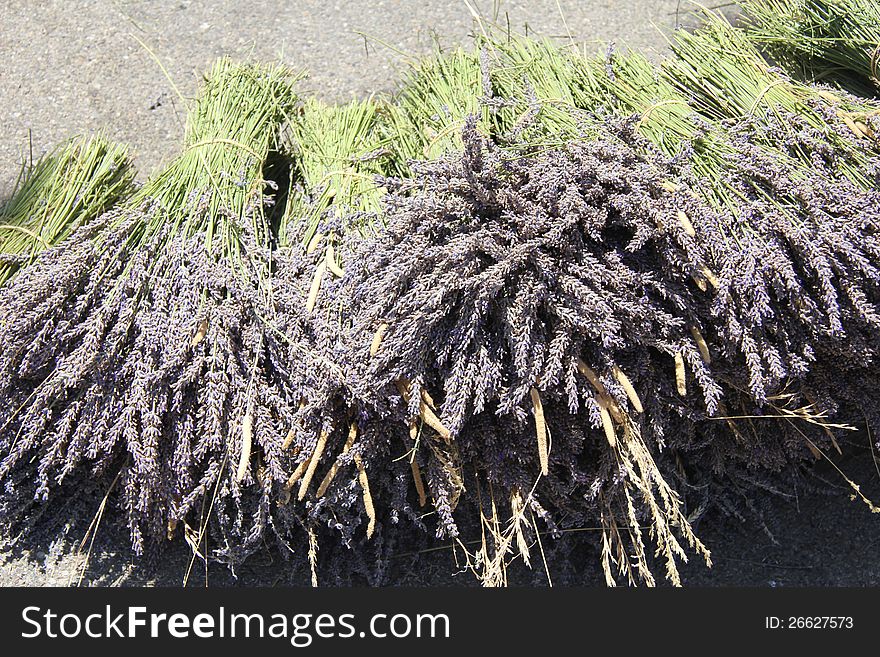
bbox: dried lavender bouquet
[743,0,880,93]
[315,38,861,583]
[338,122,722,585]
[666,13,880,187]
[430,35,876,419]
[0,59,299,561]
[0,134,134,287]
[651,27,880,447]
[456,36,880,498]
[263,77,605,579]
[252,98,407,571]
[566,50,880,519]
[566,48,880,426]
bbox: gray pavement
[0,0,685,192]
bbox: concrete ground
[1,1,879,587]
[0,0,689,193]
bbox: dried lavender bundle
[276,82,628,577]
[390,48,490,164]
[560,45,880,517]
[282,98,394,249]
[743,0,880,93]
[490,37,875,402]
[565,48,880,413]
[665,12,879,188]
[665,110,880,421]
[0,59,299,558]
[335,101,880,580]
[270,122,590,575]
[339,122,721,584]
[0,134,134,287]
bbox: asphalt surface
[0,0,687,193]
[1,1,879,587]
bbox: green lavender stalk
[0,135,134,286]
[391,48,489,163]
[743,0,880,93]
[665,12,877,187]
[282,97,393,250]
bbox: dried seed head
[804,439,822,460]
[854,120,875,140]
[191,318,209,346]
[354,452,376,539]
[315,422,358,498]
[306,261,327,313]
[840,113,863,139]
[420,388,437,410]
[530,387,549,475]
[281,427,296,451]
[420,400,452,441]
[674,352,687,396]
[235,412,253,483]
[817,89,841,104]
[699,265,720,290]
[370,322,389,357]
[576,358,606,395]
[285,455,313,493]
[396,379,452,440]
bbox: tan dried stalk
[370,322,389,357]
[306,232,324,254]
[677,209,696,237]
[315,422,358,497]
[396,379,452,441]
[297,430,329,500]
[408,421,428,507]
[354,451,376,538]
[306,261,327,313]
[235,412,253,483]
[191,318,209,346]
[530,388,549,475]
[612,365,643,414]
[325,243,345,277]
[674,352,687,396]
[690,325,711,364]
